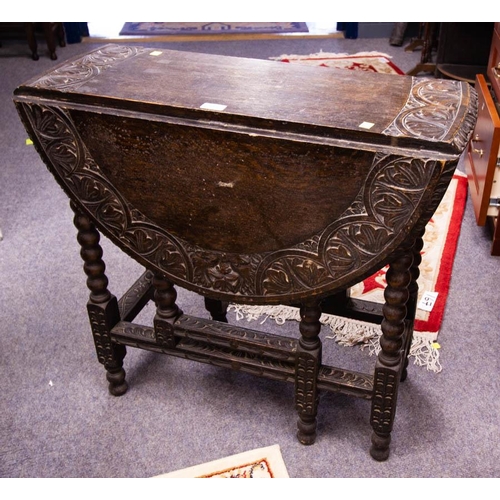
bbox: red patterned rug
[270,51,405,74]
[351,172,468,340]
[229,51,468,373]
[230,172,468,373]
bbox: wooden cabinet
[465,24,500,255]
[436,22,494,83]
[487,23,500,100]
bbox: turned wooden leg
[72,202,127,396]
[153,272,182,348]
[56,22,66,47]
[204,297,229,323]
[370,244,413,461]
[25,23,38,61]
[43,22,58,60]
[295,299,322,445]
[401,231,424,382]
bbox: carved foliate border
[31,45,147,91]
[19,101,443,303]
[382,77,477,151]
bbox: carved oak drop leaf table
[14,45,477,461]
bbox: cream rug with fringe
[154,445,289,478]
[230,172,468,374]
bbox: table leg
[295,299,322,445]
[24,23,38,60]
[43,22,58,60]
[370,242,413,460]
[402,231,424,382]
[153,272,182,348]
[204,297,229,323]
[72,202,127,396]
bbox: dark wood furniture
[465,23,500,255]
[406,22,439,76]
[14,45,477,461]
[0,22,65,60]
[435,22,494,83]
[406,22,494,82]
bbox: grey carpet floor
[1,34,499,479]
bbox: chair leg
[370,242,413,461]
[56,22,66,47]
[43,23,58,60]
[24,23,38,60]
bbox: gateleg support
[295,299,322,445]
[401,231,424,382]
[153,272,183,348]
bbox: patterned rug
[229,51,467,373]
[230,171,467,373]
[119,22,308,36]
[154,445,289,478]
[270,51,405,75]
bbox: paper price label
[418,291,438,312]
[200,103,227,111]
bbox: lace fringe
[229,304,442,373]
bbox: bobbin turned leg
[402,232,424,382]
[204,297,229,323]
[370,244,413,461]
[153,273,182,348]
[72,202,127,396]
[295,299,322,445]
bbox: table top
[14,45,478,304]
[16,44,476,157]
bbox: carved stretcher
[14,45,477,461]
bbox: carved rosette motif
[21,100,441,303]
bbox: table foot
[297,415,317,445]
[107,368,128,396]
[370,431,391,461]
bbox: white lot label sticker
[200,103,227,111]
[418,291,439,312]
[149,51,163,56]
[359,122,375,129]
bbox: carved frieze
[19,101,441,303]
[176,315,298,358]
[383,77,478,151]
